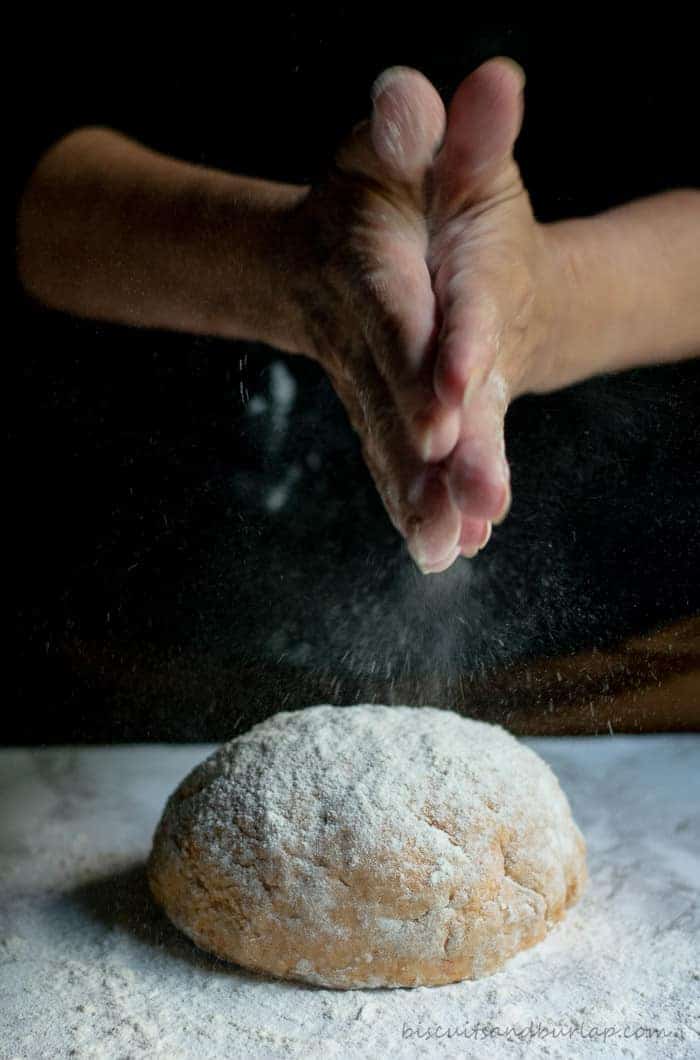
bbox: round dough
[148,705,586,988]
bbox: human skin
[17,59,700,573]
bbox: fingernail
[407,530,431,572]
[420,427,433,463]
[407,519,459,574]
[371,65,411,102]
[412,545,461,575]
[492,482,512,526]
[407,539,430,573]
[478,521,492,551]
[423,554,461,575]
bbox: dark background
[11,15,699,742]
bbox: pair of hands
[285,58,555,572]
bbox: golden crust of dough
[147,706,587,989]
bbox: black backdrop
[11,14,699,741]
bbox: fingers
[328,343,463,573]
[459,516,492,558]
[320,63,523,564]
[433,266,504,408]
[370,66,446,184]
[334,67,460,463]
[431,56,526,222]
[335,66,445,196]
[351,345,500,569]
[426,56,532,418]
[362,248,461,462]
[445,371,511,527]
[429,198,538,414]
[405,467,463,572]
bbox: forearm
[535,189,700,392]
[17,127,309,351]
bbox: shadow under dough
[67,862,319,993]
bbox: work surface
[1,735,698,1059]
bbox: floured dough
[147,704,586,988]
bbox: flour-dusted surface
[1,735,697,1059]
[148,706,586,988]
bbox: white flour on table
[1,737,697,1059]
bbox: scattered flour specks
[1,734,697,1059]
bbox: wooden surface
[498,618,700,735]
[46,617,699,742]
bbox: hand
[425,57,555,558]
[286,60,554,572]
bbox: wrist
[528,193,700,394]
[525,217,619,394]
[503,220,566,399]
[193,171,311,352]
[526,221,580,394]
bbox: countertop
[1,734,698,1058]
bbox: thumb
[370,66,446,182]
[432,57,526,218]
[335,67,445,192]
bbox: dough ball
[147,705,586,988]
